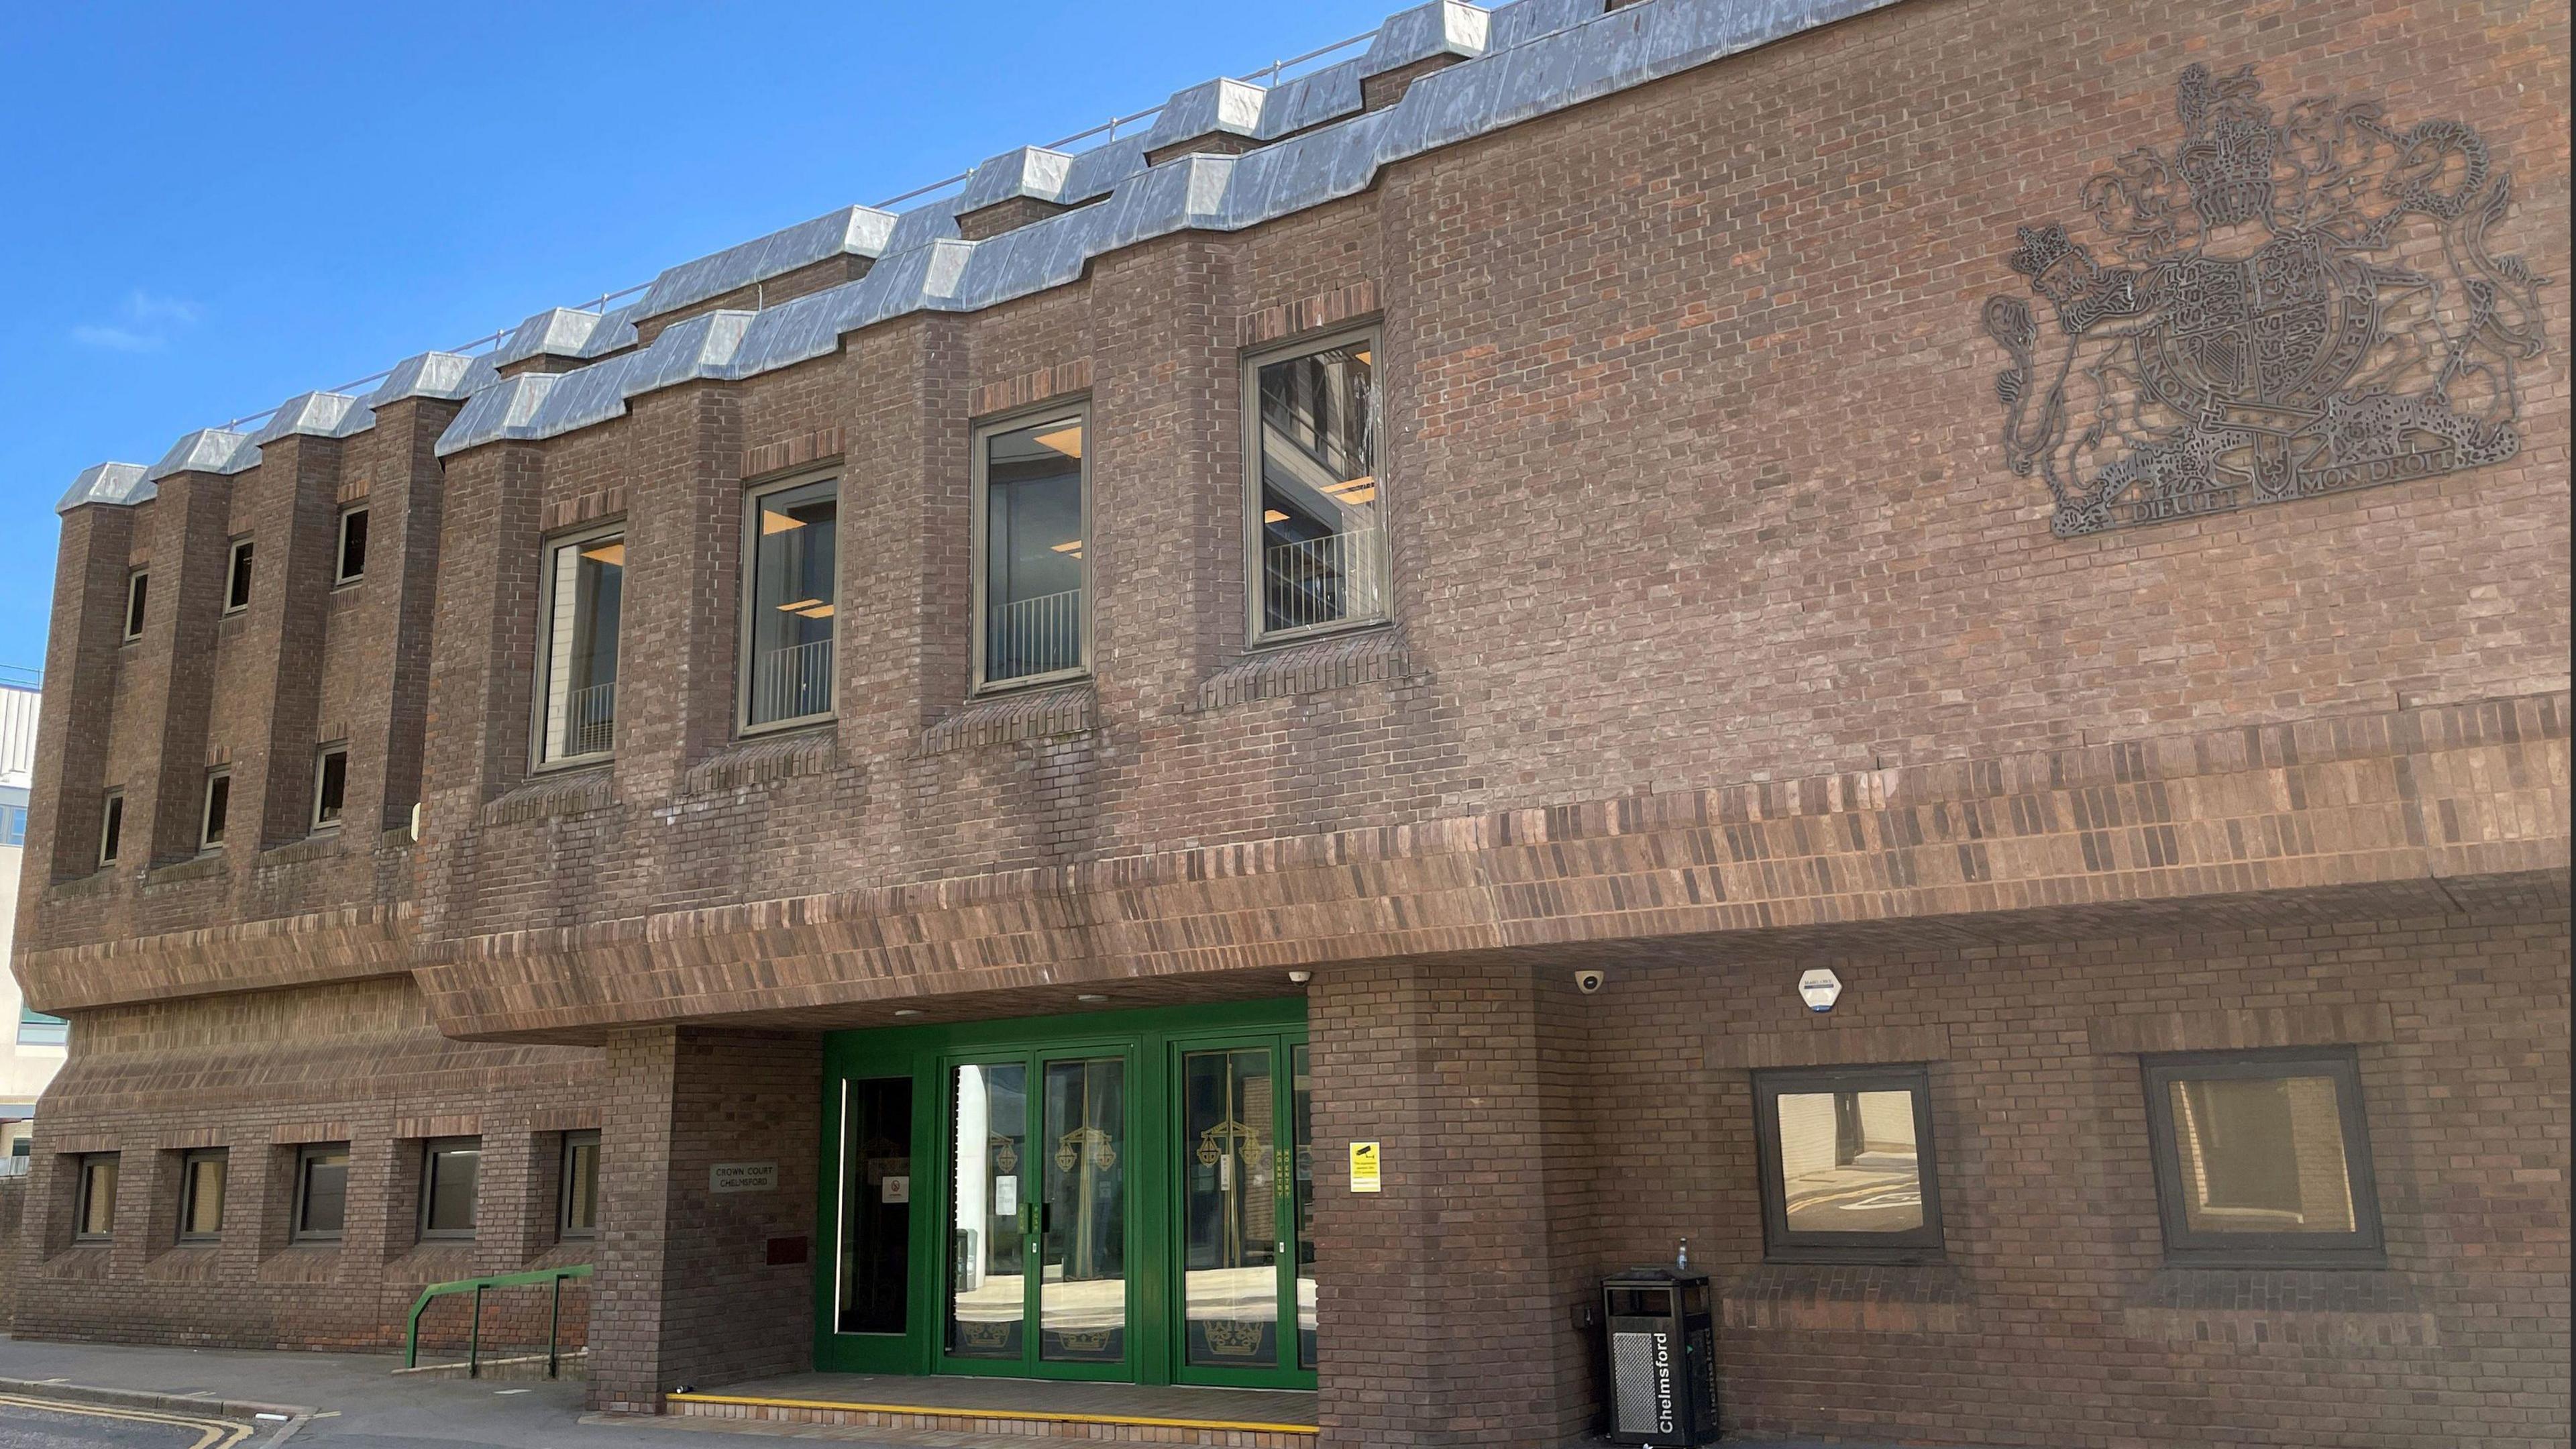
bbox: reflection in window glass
[421,1138,480,1237]
[839,1079,912,1335]
[297,1144,349,1240]
[539,533,624,761]
[1182,1046,1277,1368]
[981,417,1084,684]
[1293,1042,1316,1371]
[560,1131,600,1237]
[948,1062,1026,1359]
[2169,1075,2355,1234]
[1040,1058,1124,1363]
[78,1155,118,1238]
[182,1151,227,1239]
[1774,1089,1926,1234]
[1254,340,1380,637]
[745,481,838,726]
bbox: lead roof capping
[70,0,1900,489]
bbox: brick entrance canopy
[9,0,2566,1442]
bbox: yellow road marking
[665,1390,1318,1435]
[0,1393,256,1448]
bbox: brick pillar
[347,396,460,837]
[590,1028,820,1412]
[614,382,741,794]
[25,504,134,889]
[1307,960,1585,1448]
[129,471,235,864]
[237,434,345,848]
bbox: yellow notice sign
[1348,1141,1382,1193]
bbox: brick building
[7,0,2569,1444]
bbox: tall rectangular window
[2142,1048,2383,1267]
[180,1149,227,1242]
[420,1137,480,1239]
[76,1153,119,1240]
[97,791,124,867]
[200,771,230,850]
[335,508,370,584]
[224,537,254,613]
[559,1130,600,1238]
[293,1143,349,1241]
[1752,1064,1944,1264]
[0,795,25,848]
[1248,333,1381,641]
[537,528,625,765]
[741,478,839,729]
[311,747,347,830]
[123,570,149,641]
[975,411,1086,688]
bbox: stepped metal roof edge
[439,0,1895,458]
[144,429,262,484]
[58,462,154,513]
[80,0,1895,492]
[246,391,375,447]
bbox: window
[200,771,230,851]
[974,411,1086,688]
[311,746,347,830]
[559,1130,600,1238]
[536,528,625,764]
[2142,1048,2383,1267]
[335,508,370,584]
[741,478,839,729]
[76,1153,119,1240]
[292,1143,350,1241]
[123,570,149,641]
[1248,333,1382,641]
[17,1006,67,1047]
[179,1149,227,1241]
[420,1137,480,1238]
[224,537,254,613]
[2,788,28,848]
[1751,1064,1944,1263]
[97,791,124,867]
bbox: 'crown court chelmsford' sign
[1984,64,2550,537]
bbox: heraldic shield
[1984,63,2551,537]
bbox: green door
[816,1000,1313,1390]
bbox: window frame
[1750,1062,1946,1265]
[531,520,628,770]
[969,402,1092,695]
[1242,326,1388,648]
[199,769,231,851]
[735,471,843,735]
[178,1148,227,1243]
[123,569,149,641]
[97,790,125,867]
[291,1142,350,1243]
[74,1152,119,1241]
[223,537,254,614]
[558,1130,601,1240]
[2140,1046,2385,1269]
[310,745,348,832]
[418,1136,481,1241]
[333,506,370,586]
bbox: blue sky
[0,0,1400,678]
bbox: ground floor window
[820,1000,1313,1389]
[2142,1047,2383,1267]
[420,1137,480,1240]
[294,1143,349,1240]
[1751,1064,1944,1263]
[180,1148,227,1241]
[75,1153,118,1240]
[560,1130,600,1239]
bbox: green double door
[820,1001,1315,1389]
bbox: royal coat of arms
[1984,64,2550,537]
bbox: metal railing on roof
[205,25,1383,435]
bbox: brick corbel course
[970,360,1091,419]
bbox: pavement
[0,1337,869,1449]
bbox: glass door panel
[838,1077,914,1336]
[947,1061,1028,1360]
[1040,1057,1128,1362]
[1292,1042,1317,1371]
[1181,1047,1280,1368]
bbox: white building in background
[0,678,61,1164]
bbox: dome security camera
[1575,969,1606,995]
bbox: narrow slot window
[179,1149,227,1242]
[741,479,839,729]
[224,538,254,612]
[311,746,347,830]
[975,412,1087,688]
[335,508,370,584]
[97,791,124,867]
[123,571,149,640]
[200,771,230,850]
[536,529,625,764]
[559,1131,600,1238]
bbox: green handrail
[405,1265,594,1379]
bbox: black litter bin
[1600,1267,1718,1446]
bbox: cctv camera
[1575,969,1605,995]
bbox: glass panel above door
[949,1061,1028,1360]
[1040,1057,1127,1363]
[1182,1046,1279,1368]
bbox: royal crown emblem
[1984,64,2549,537]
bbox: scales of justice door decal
[1983,63,2551,537]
